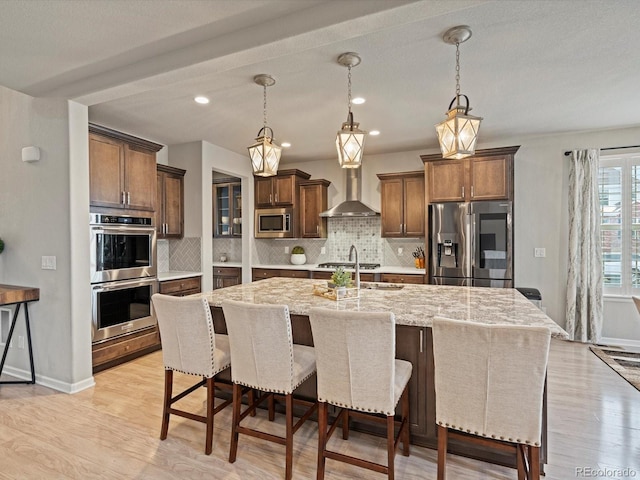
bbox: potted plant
[329,266,353,294]
[290,246,306,265]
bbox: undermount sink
[360,282,404,290]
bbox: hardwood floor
[1,338,639,479]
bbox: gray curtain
[566,149,603,342]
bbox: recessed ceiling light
[369,130,380,136]
[194,96,210,104]
[281,142,291,148]
[352,97,365,105]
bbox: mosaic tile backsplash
[251,217,425,267]
[166,237,201,272]
[213,237,242,263]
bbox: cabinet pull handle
[275,193,278,203]
[471,185,474,198]
[127,192,131,205]
[164,223,168,235]
[316,225,319,234]
[121,191,126,205]
[269,193,272,204]
[461,186,465,198]
[420,329,424,353]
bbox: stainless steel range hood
[320,168,379,217]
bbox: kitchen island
[201,278,568,471]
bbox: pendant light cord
[263,84,268,131]
[347,65,352,114]
[455,41,461,106]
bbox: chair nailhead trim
[443,425,539,447]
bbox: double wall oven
[90,213,158,343]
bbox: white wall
[0,86,93,391]
[284,125,640,341]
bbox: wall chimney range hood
[320,168,379,217]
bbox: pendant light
[248,74,282,177]
[435,26,482,160]
[335,52,366,168]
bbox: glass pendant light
[248,74,282,177]
[336,52,366,168]
[435,26,482,160]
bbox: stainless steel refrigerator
[430,201,513,287]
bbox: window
[599,152,640,295]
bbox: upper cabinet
[299,179,331,238]
[377,171,425,238]
[89,124,163,213]
[254,169,311,208]
[421,146,519,203]
[156,164,185,239]
[213,178,242,237]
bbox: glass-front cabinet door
[213,181,242,237]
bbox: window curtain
[566,149,603,342]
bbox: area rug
[589,346,640,392]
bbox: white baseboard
[600,336,640,349]
[2,365,95,393]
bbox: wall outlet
[41,255,57,270]
[398,247,403,255]
[321,247,326,255]
[284,246,289,254]
[534,248,546,258]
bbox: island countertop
[200,277,568,339]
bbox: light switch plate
[284,246,289,254]
[41,255,57,270]
[534,248,546,258]
[321,247,326,255]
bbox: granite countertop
[158,271,203,281]
[200,277,568,339]
[251,263,426,275]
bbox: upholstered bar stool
[308,307,412,480]
[152,293,233,455]
[431,317,551,480]
[221,299,318,480]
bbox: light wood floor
[1,339,639,479]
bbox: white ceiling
[2,0,640,163]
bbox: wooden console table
[0,284,39,385]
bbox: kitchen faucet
[349,244,360,290]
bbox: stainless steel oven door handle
[90,226,155,235]
[92,277,157,292]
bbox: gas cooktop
[316,262,381,270]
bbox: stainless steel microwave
[255,208,294,238]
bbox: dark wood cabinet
[213,267,241,289]
[92,326,161,372]
[421,146,519,203]
[395,326,429,436]
[380,273,426,284]
[156,164,185,239]
[213,178,242,237]
[254,169,311,208]
[89,123,162,213]
[299,179,330,238]
[159,276,201,296]
[377,171,425,238]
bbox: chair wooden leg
[517,444,526,480]
[204,377,215,454]
[401,385,410,456]
[386,414,395,480]
[530,445,540,480]
[249,389,256,417]
[317,402,327,480]
[268,392,275,421]
[437,425,448,480]
[285,393,294,480]
[342,408,349,440]
[160,369,172,440]
[229,383,241,463]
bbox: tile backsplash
[158,237,201,272]
[251,217,424,267]
[213,237,242,263]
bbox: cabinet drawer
[279,269,310,279]
[92,327,160,367]
[252,268,281,280]
[380,273,425,284]
[213,267,241,277]
[159,276,202,295]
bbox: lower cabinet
[252,268,310,281]
[380,273,426,284]
[159,276,202,296]
[311,270,375,282]
[213,267,241,289]
[92,326,161,372]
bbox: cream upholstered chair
[152,293,233,455]
[221,299,317,480]
[308,307,412,480]
[431,317,551,480]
